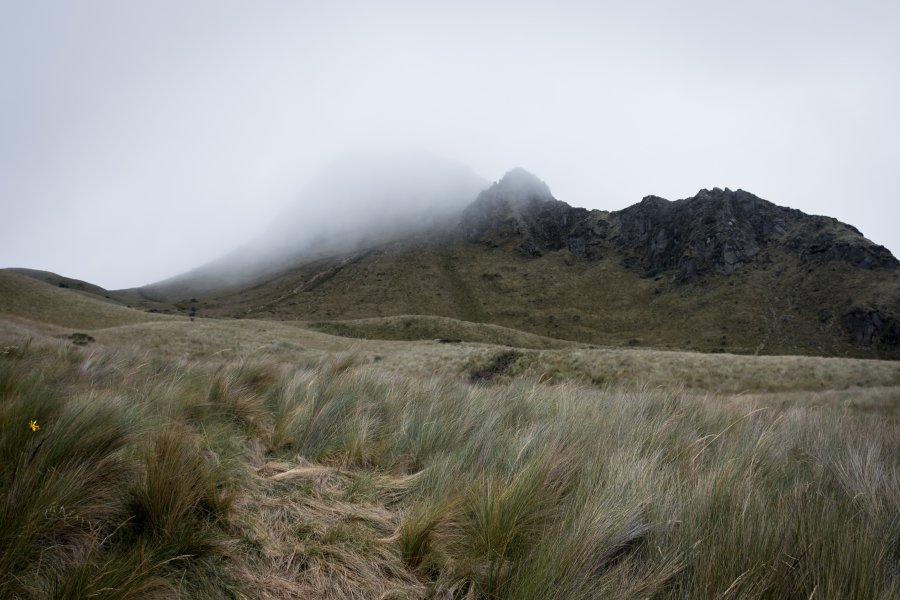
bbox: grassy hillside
[3,255,899,598]
[2,262,899,598]
[152,233,900,359]
[1,339,897,599]
[130,179,900,360]
[7,268,119,299]
[7,268,188,315]
[306,315,577,349]
[0,270,174,329]
[3,303,896,398]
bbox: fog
[1,1,898,289]
[149,152,487,296]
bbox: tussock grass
[0,345,242,598]
[11,302,894,399]
[130,427,230,556]
[1,340,897,598]
[307,314,576,349]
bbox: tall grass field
[1,338,896,599]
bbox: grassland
[306,315,577,349]
[1,339,897,599]
[141,234,900,360]
[0,271,173,329]
[1,276,898,598]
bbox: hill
[0,270,175,330]
[137,169,900,359]
[7,268,121,299]
[139,153,487,299]
[2,249,897,598]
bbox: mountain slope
[145,169,898,359]
[140,153,487,300]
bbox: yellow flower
[29,419,40,432]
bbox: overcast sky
[1,0,898,289]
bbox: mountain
[130,168,898,359]
[138,152,487,299]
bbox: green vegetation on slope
[306,314,576,349]
[1,341,897,598]
[0,271,173,329]
[7,268,116,299]
[165,235,900,359]
[2,306,897,398]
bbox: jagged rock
[460,168,554,244]
[463,180,897,283]
[467,176,899,355]
[610,188,792,281]
[610,187,897,280]
[842,309,900,347]
[461,169,607,258]
[789,220,898,269]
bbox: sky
[1,0,898,290]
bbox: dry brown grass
[143,233,900,359]
[2,305,897,402]
[0,270,173,329]
[1,338,897,598]
[306,314,577,349]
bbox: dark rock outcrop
[458,177,899,353]
[610,188,795,281]
[460,169,608,258]
[788,220,898,270]
[609,187,897,280]
[460,168,554,244]
[842,309,900,347]
[462,179,897,285]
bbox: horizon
[2,1,898,289]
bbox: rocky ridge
[110,165,899,357]
[613,188,897,281]
[459,170,899,351]
[463,174,896,279]
[461,169,608,259]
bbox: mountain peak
[128,166,899,357]
[460,169,560,249]
[459,169,599,258]
[489,168,554,204]
[143,152,488,298]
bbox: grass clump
[129,427,231,557]
[1,342,897,598]
[0,347,247,598]
[467,349,523,383]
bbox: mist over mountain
[142,153,487,298]
[3,4,899,596]
[117,160,900,359]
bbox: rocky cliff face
[612,187,897,281]
[612,189,786,280]
[843,309,900,347]
[459,171,899,352]
[462,176,897,280]
[460,169,609,259]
